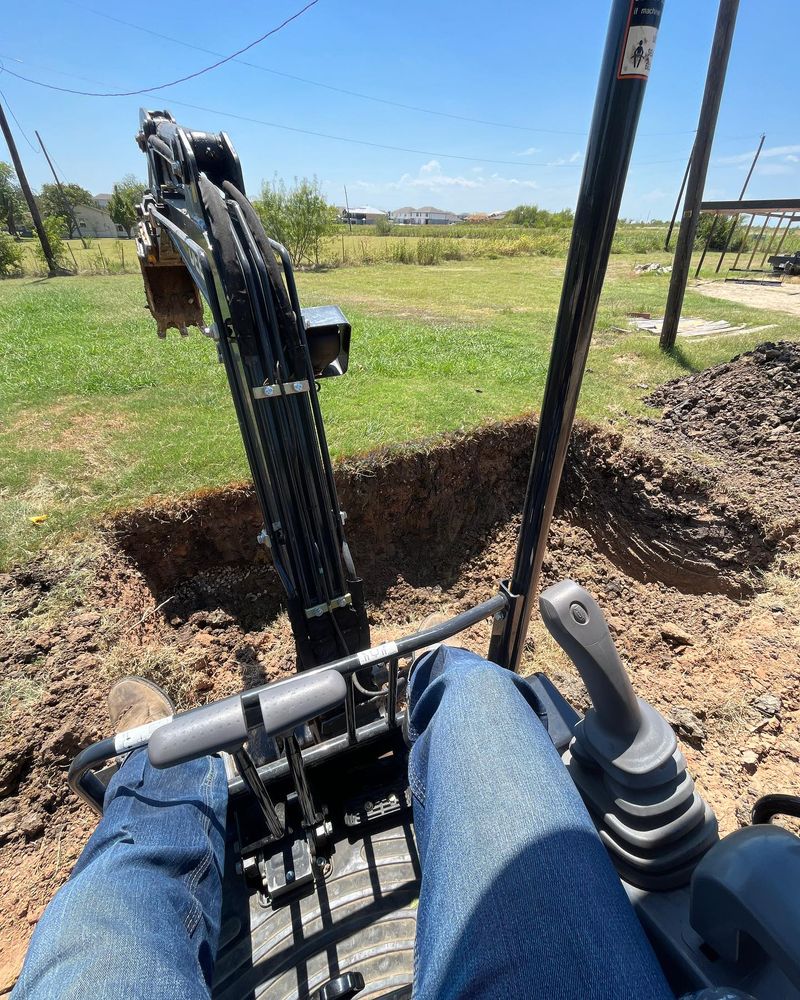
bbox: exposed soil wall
[112,417,773,611]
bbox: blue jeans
[15,648,673,999]
[408,646,673,999]
[13,750,228,1000]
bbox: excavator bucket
[135,217,203,337]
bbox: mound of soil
[646,341,800,529]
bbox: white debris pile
[634,262,673,274]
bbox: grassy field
[1,251,797,567]
[15,222,800,277]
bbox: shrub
[416,239,444,265]
[32,216,71,272]
[694,213,745,252]
[0,230,24,276]
[389,241,415,264]
[254,176,336,267]
[374,215,392,236]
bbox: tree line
[0,164,147,240]
[4,161,743,279]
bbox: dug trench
[1,407,799,990]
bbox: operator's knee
[410,644,496,699]
[408,645,528,742]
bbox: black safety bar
[68,594,507,813]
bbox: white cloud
[387,160,538,192]
[756,163,794,177]
[641,188,668,202]
[547,150,583,166]
[516,146,542,156]
[716,143,800,166]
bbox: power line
[136,95,586,168]
[61,0,593,137]
[0,55,756,172]
[1,0,321,98]
[0,56,583,168]
[0,87,39,153]
[51,0,700,140]
[0,55,699,169]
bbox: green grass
[1,252,797,567]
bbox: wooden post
[35,130,88,250]
[0,100,66,277]
[711,132,765,273]
[665,146,693,251]
[660,0,740,350]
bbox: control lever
[540,580,718,889]
[540,582,641,739]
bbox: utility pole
[35,130,88,249]
[0,100,66,277]
[343,185,352,233]
[660,0,740,351]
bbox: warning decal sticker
[618,1,663,80]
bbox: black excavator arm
[134,110,369,671]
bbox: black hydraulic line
[227,215,324,603]
[490,0,663,674]
[207,177,347,615]
[387,657,399,728]
[233,747,284,839]
[198,193,308,601]
[751,794,800,825]
[276,241,352,558]
[227,200,350,608]
[284,734,320,828]
[345,676,358,743]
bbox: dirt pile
[646,341,800,528]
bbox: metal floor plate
[213,818,419,999]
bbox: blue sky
[1,0,798,218]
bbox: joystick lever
[539,580,718,890]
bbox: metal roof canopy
[700,198,800,215]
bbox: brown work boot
[413,611,455,661]
[108,676,175,733]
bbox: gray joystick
[540,580,718,890]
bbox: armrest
[690,825,800,989]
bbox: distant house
[390,206,460,225]
[338,205,387,225]
[75,204,127,238]
[94,193,113,210]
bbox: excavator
[69,1,800,996]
